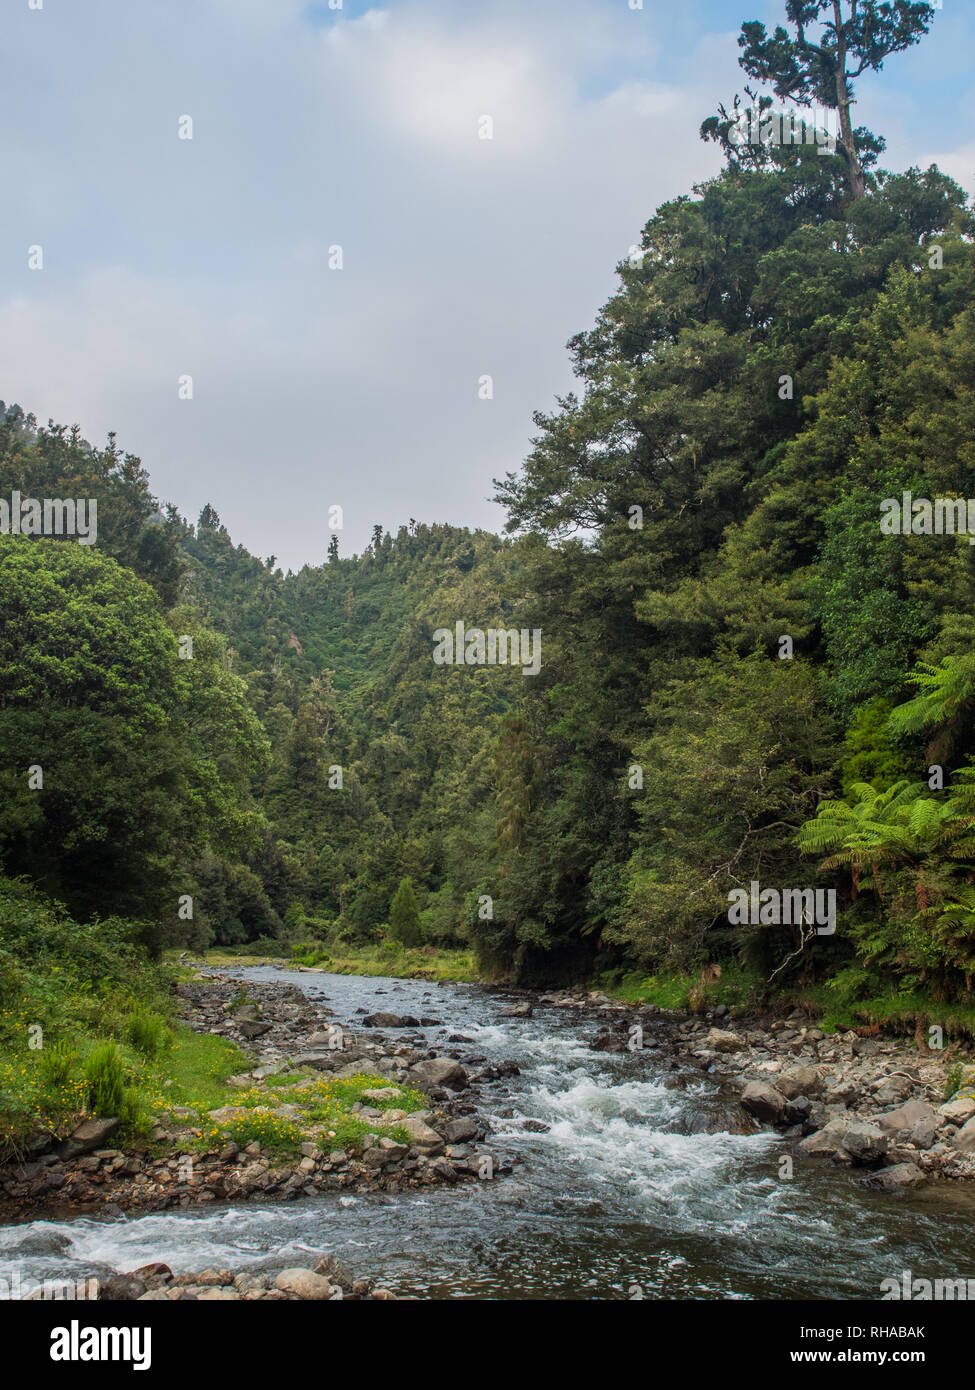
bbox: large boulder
[872,1074,915,1106]
[59,1117,119,1161]
[877,1099,936,1136]
[706,1028,747,1053]
[206,1106,251,1126]
[795,1114,852,1159]
[740,1081,788,1124]
[98,1275,147,1301]
[841,1121,888,1165]
[862,1162,926,1192]
[362,1013,419,1028]
[777,1066,823,1100]
[407,1057,469,1092]
[274,1269,335,1300]
[290,1051,340,1071]
[444,1116,478,1144]
[398,1114,444,1153]
[313,1255,354,1291]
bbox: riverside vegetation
[3,1,975,1188]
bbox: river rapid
[3,966,975,1300]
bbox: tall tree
[705,1,936,199]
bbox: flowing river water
[3,966,975,1300]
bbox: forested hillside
[3,0,975,1029]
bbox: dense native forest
[3,2,975,1029]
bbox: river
[3,966,974,1300]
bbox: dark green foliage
[0,541,268,935]
[388,877,422,947]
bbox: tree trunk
[832,0,866,199]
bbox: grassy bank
[0,877,440,1164]
[179,940,480,983]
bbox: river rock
[274,1269,335,1299]
[949,1116,975,1154]
[907,1116,940,1150]
[98,1274,147,1301]
[841,1122,888,1165]
[777,1066,823,1099]
[128,1263,173,1282]
[59,1117,120,1161]
[740,1081,788,1123]
[399,1115,444,1152]
[877,1099,936,1135]
[872,1075,914,1106]
[408,1057,469,1091]
[290,1051,339,1071]
[363,1013,416,1028]
[238,1021,273,1039]
[314,1255,354,1290]
[706,1028,747,1053]
[862,1162,926,1191]
[444,1116,478,1144]
[795,1114,852,1158]
[941,1097,975,1126]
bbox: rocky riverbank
[24,1254,401,1302]
[0,975,513,1220]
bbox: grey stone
[740,1081,788,1123]
[862,1162,926,1191]
[842,1122,888,1165]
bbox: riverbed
[3,967,974,1299]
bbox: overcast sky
[2,0,972,570]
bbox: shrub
[945,1062,964,1100]
[39,1040,77,1088]
[84,1042,126,1116]
[127,1007,168,1058]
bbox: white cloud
[0,0,733,567]
[918,140,975,196]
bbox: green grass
[180,942,479,982]
[602,963,762,1015]
[143,1028,250,1109]
[796,984,975,1039]
[185,1072,429,1160]
[0,878,448,1166]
